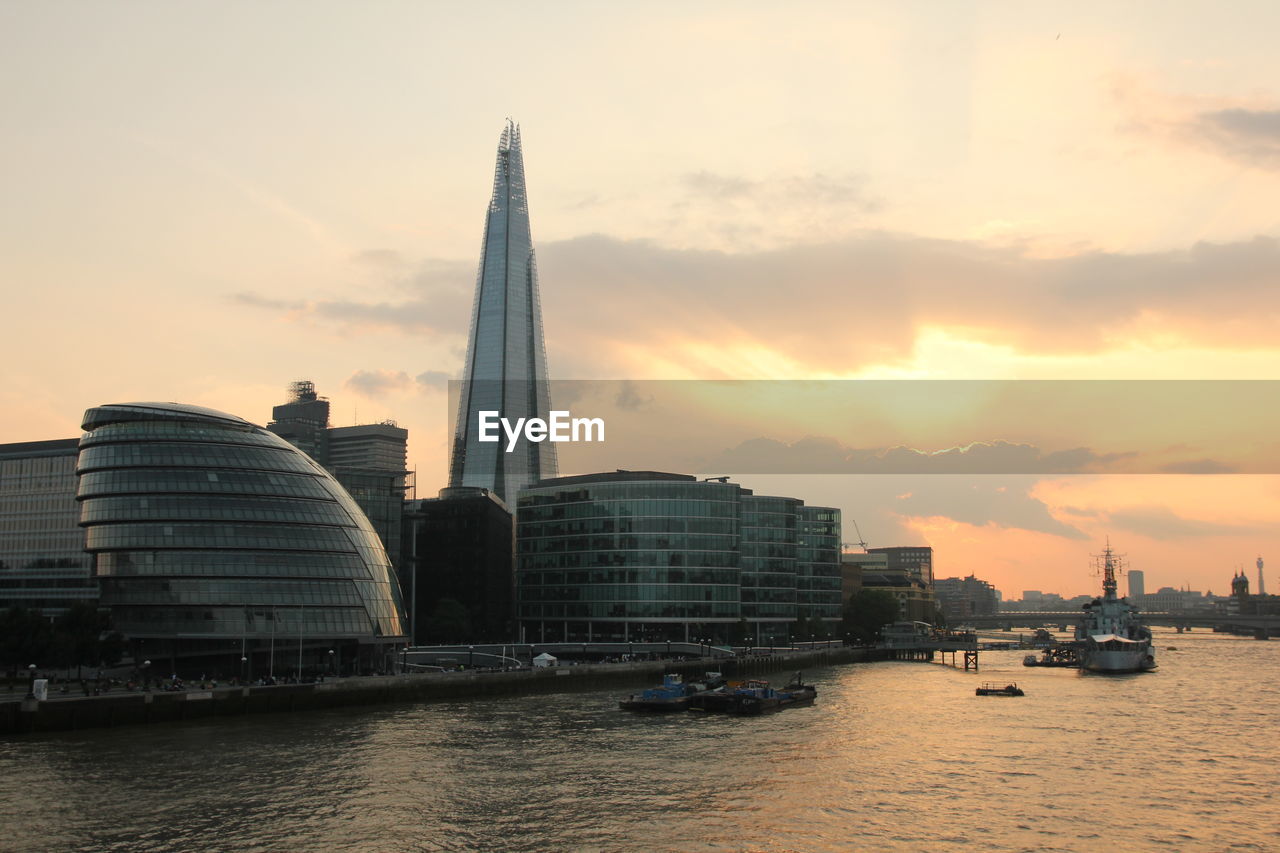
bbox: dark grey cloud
[1191,108,1280,169]
[345,369,411,397]
[1159,458,1237,474]
[892,477,1089,540]
[1106,506,1260,539]
[416,370,451,392]
[698,437,1134,475]
[614,380,652,411]
[232,256,473,337]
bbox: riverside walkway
[1,645,882,736]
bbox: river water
[1,629,1276,852]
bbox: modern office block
[516,471,840,645]
[0,439,96,616]
[401,487,514,644]
[867,546,933,585]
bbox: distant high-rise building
[867,546,933,586]
[934,574,1000,621]
[449,121,556,503]
[1128,569,1145,598]
[0,439,96,616]
[1258,556,1265,596]
[266,383,408,581]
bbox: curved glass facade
[516,471,841,644]
[77,403,406,664]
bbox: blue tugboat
[620,673,724,712]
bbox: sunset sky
[3,2,1279,597]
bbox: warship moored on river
[1076,542,1156,674]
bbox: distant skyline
[3,2,1279,595]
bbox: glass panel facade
[0,440,97,615]
[77,403,406,643]
[449,122,557,502]
[515,472,841,644]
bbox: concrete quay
[1,646,883,736]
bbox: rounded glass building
[77,403,407,677]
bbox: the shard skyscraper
[449,121,556,503]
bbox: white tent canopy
[532,653,558,667]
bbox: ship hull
[1081,647,1156,673]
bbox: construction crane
[842,520,869,553]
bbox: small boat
[692,673,817,714]
[975,682,1025,697]
[1022,654,1039,667]
[619,673,693,712]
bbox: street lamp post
[25,664,36,699]
[328,649,335,678]
[142,660,151,692]
[468,645,474,669]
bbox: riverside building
[401,487,515,644]
[0,439,96,616]
[77,402,407,677]
[515,471,840,645]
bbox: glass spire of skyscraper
[449,120,557,502]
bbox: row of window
[516,517,737,537]
[78,469,335,501]
[518,533,738,554]
[80,494,356,528]
[95,549,372,576]
[520,567,741,586]
[520,584,740,603]
[113,606,375,637]
[519,499,741,522]
[520,481,741,502]
[85,523,360,554]
[79,421,279,450]
[518,602,741,619]
[518,552,740,571]
[78,443,313,476]
[101,586,366,608]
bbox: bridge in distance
[964,610,1278,635]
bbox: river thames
[1,629,1276,852]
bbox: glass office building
[77,402,407,676]
[449,121,557,503]
[516,471,840,644]
[0,439,97,616]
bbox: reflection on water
[1,630,1277,852]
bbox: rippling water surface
[2,630,1277,852]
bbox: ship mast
[1094,539,1124,600]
